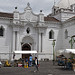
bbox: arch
[22,43,31,51]
[21,35,35,44]
[49,30,54,39]
[22,43,31,59]
[26,27,30,34]
[21,36,35,59]
[22,36,34,44]
[0,26,4,36]
[21,36,34,50]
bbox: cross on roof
[27,2,30,7]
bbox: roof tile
[44,16,60,22]
[0,12,13,18]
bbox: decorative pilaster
[38,27,47,53]
[41,33,43,52]
[39,33,43,52]
[16,31,20,50]
[13,31,15,51]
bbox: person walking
[29,55,33,66]
[34,57,39,72]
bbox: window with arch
[65,29,68,39]
[0,26,4,36]
[49,30,54,39]
[26,27,30,34]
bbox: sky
[0,0,60,16]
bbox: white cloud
[0,0,60,16]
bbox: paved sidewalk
[0,61,75,75]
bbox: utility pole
[69,35,75,49]
[52,39,56,65]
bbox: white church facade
[0,0,75,60]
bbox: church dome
[56,0,75,8]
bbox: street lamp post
[52,39,56,65]
[69,35,75,49]
[68,35,75,59]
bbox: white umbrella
[62,49,75,58]
[66,49,75,54]
[60,49,70,58]
[56,49,65,56]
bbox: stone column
[41,33,43,52]
[39,33,41,52]
[13,31,15,51]
[16,31,20,50]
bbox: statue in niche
[26,27,30,34]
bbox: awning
[61,49,75,58]
[57,49,75,54]
[14,51,37,54]
[65,49,75,54]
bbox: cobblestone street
[0,61,75,75]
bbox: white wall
[0,46,9,60]
[42,23,62,60]
[62,22,75,49]
[54,12,75,21]
[61,13,75,21]
[0,19,13,60]
[19,23,38,51]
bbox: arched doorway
[22,43,31,59]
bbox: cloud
[0,0,60,16]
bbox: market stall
[13,51,37,67]
[57,49,75,70]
